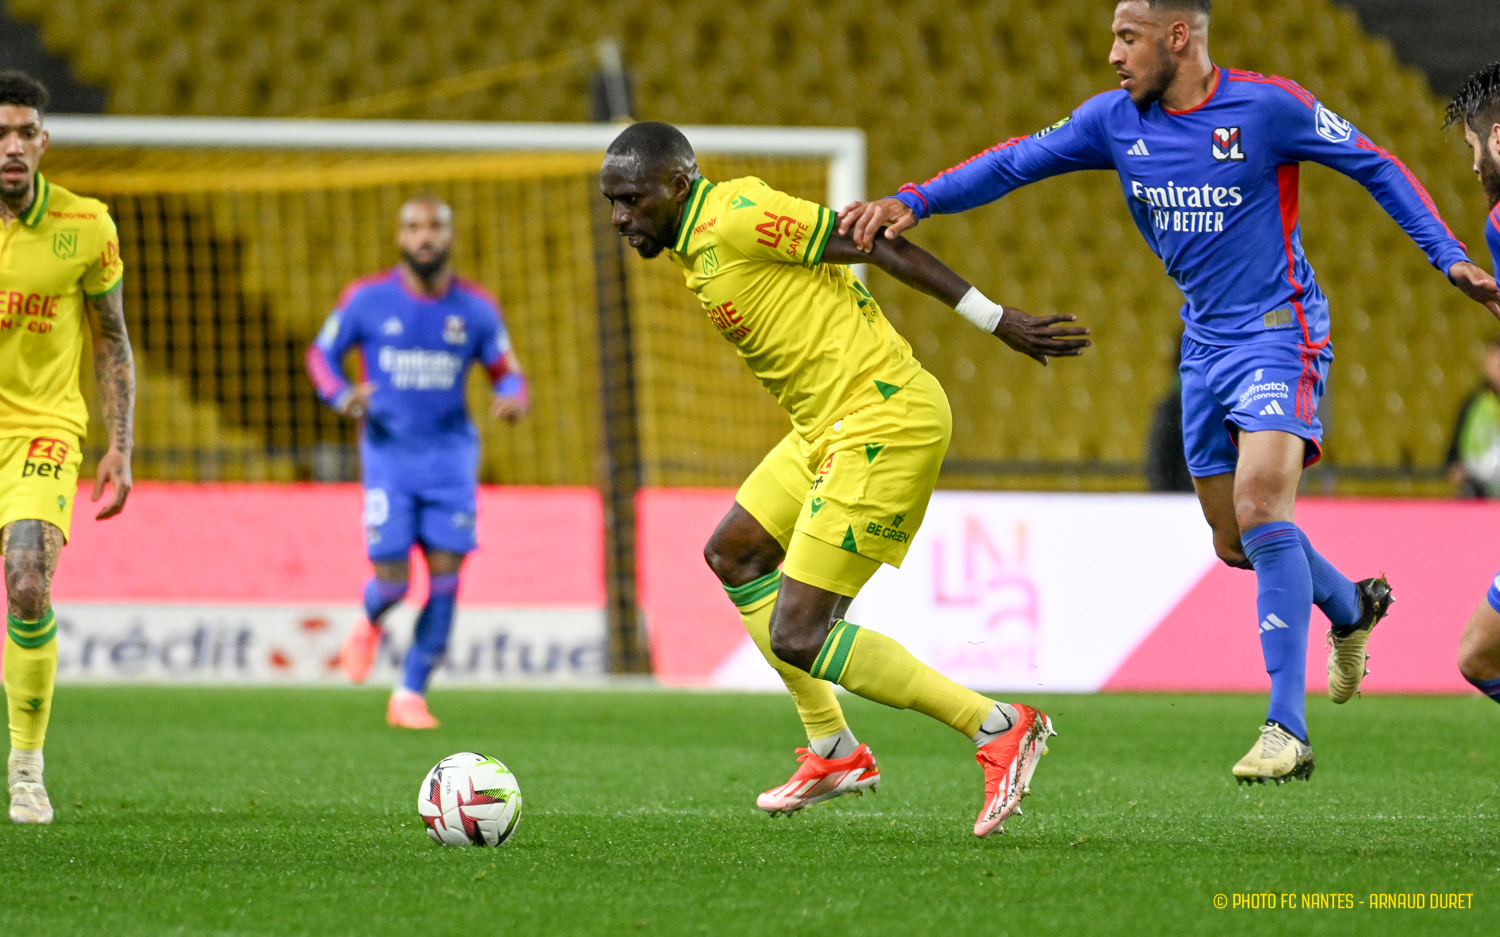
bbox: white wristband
[955,286,1005,333]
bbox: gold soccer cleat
[1232,723,1314,785]
[1327,576,1395,704]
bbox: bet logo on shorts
[21,438,68,478]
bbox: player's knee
[702,534,777,588]
[767,619,820,672]
[1457,639,1500,684]
[6,577,49,621]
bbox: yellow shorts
[736,369,951,597]
[0,435,82,541]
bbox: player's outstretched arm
[821,232,1091,366]
[1449,260,1500,320]
[83,287,134,519]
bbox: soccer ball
[418,752,523,847]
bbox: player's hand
[1450,261,1500,320]
[836,198,918,253]
[91,447,132,520]
[336,382,375,418]
[992,308,1092,367]
[491,393,529,423]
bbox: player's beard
[402,248,450,282]
[1130,40,1178,108]
[1480,144,1500,208]
[632,236,666,259]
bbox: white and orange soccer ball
[418,752,523,847]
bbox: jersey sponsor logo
[1131,180,1243,235]
[377,346,464,389]
[1211,127,1245,162]
[22,437,68,479]
[99,239,120,270]
[1314,104,1352,144]
[754,212,809,259]
[693,216,718,235]
[46,210,97,220]
[1238,378,1291,410]
[0,292,63,332]
[52,228,78,259]
[706,299,751,341]
[1127,138,1150,157]
[381,316,404,335]
[443,315,467,345]
[1034,116,1071,139]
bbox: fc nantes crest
[53,228,78,259]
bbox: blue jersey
[894,68,1470,348]
[1488,204,1500,277]
[306,268,519,465]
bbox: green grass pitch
[1,687,1497,936]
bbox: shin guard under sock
[725,571,848,741]
[4,611,57,750]
[1243,522,1313,741]
[401,574,459,694]
[810,620,992,738]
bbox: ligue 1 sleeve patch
[1314,104,1352,144]
[1033,116,1071,138]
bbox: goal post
[43,116,866,673]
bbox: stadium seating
[10,0,1488,493]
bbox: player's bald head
[400,194,452,228]
[603,121,699,184]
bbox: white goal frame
[44,116,867,212]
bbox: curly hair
[0,71,48,114]
[1446,62,1500,133]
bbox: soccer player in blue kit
[306,196,528,728]
[1447,64,1500,703]
[841,0,1500,782]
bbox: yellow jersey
[668,176,922,440]
[0,174,123,439]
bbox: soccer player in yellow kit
[602,122,1091,836]
[0,72,135,824]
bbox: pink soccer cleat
[387,690,440,729]
[756,744,880,817]
[338,617,382,684]
[974,704,1055,838]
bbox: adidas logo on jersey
[1259,613,1290,633]
[381,317,404,335]
[1127,139,1150,157]
[1259,400,1285,416]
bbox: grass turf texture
[2,689,1497,936]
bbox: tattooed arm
[83,287,134,519]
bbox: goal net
[45,117,864,490]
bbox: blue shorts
[1179,337,1332,478]
[1487,572,1500,615]
[361,456,478,562]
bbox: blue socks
[401,573,460,694]
[1243,522,1312,742]
[363,577,408,624]
[1296,529,1360,629]
[1467,675,1500,705]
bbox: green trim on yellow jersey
[19,173,49,227]
[83,276,124,300]
[672,177,714,254]
[806,206,835,266]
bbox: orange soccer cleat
[756,744,880,817]
[973,704,1055,838]
[338,617,383,684]
[386,690,440,729]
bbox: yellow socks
[5,610,57,750]
[810,620,992,737]
[725,572,848,741]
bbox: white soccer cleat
[1232,723,1315,785]
[756,744,880,817]
[8,750,53,824]
[1327,576,1395,704]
